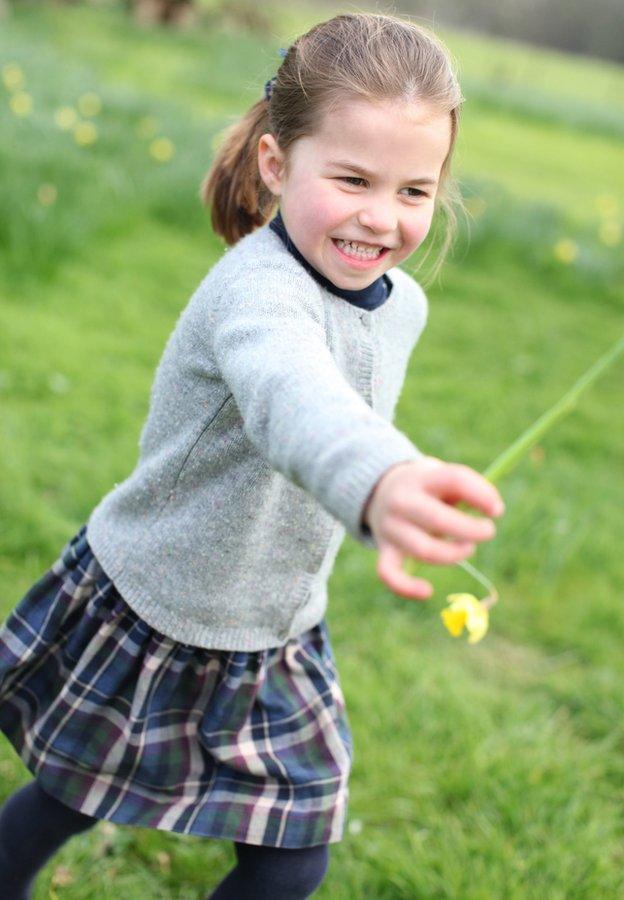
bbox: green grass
[1,2,623,897]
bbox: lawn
[1,1,623,896]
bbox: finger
[377,544,433,600]
[396,493,496,543]
[425,463,505,517]
[384,520,477,566]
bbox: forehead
[296,96,451,173]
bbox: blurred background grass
[0,0,623,897]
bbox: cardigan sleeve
[206,265,425,549]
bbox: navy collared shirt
[269,209,392,312]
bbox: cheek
[408,210,435,248]
[305,184,348,230]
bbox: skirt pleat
[0,525,353,848]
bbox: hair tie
[264,48,289,102]
[264,76,277,102]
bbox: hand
[362,455,505,601]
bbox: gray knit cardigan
[86,222,428,650]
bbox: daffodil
[77,92,101,117]
[553,238,578,264]
[598,221,621,247]
[149,137,175,162]
[73,121,98,146]
[54,106,78,130]
[2,63,24,91]
[441,593,489,643]
[9,91,32,117]
[595,194,618,218]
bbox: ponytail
[200,100,278,246]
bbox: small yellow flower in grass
[2,63,24,91]
[74,120,98,146]
[599,220,621,247]
[37,183,58,206]
[596,194,618,218]
[54,106,78,130]
[137,115,158,138]
[149,136,175,162]
[553,238,578,264]
[77,91,102,117]
[441,593,489,644]
[9,91,33,117]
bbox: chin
[329,272,369,289]
[342,271,379,287]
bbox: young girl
[0,12,504,899]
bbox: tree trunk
[129,0,199,28]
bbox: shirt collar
[269,209,393,311]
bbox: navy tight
[0,779,98,900]
[208,841,329,898]
[0,779,329,899]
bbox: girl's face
[258,96,452,290]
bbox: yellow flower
[553,238,578,264]
[149,137,174,162]
[73,121,98,146]
[54,106,78,130]
[77,92,102,117]
[2,63,24,91]
[37,183,58,206]
[596,194,618,218]
[598,220,621,247]
[9,91,33,117]
[441,593,489,644]
[136,116,158,138]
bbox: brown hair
[200,12,466,283]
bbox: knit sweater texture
[86,220,428,650]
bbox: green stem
[483,333,624,485]
[456,559,497,595]
[404,334,624,579]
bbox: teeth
[335,239,383,259]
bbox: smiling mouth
[332,238,390,259]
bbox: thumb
[377,544,433,601]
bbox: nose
[356,198,398,239]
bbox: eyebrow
[326,159,438,186]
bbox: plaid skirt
[0,525,353,848]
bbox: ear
[257,133,286,197]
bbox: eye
[401,187,427,198]
[338,177,427,198]
[339,176,367,186]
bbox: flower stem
[455,560,498,608]
[483,333,624,485]
[404,334,624,581]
